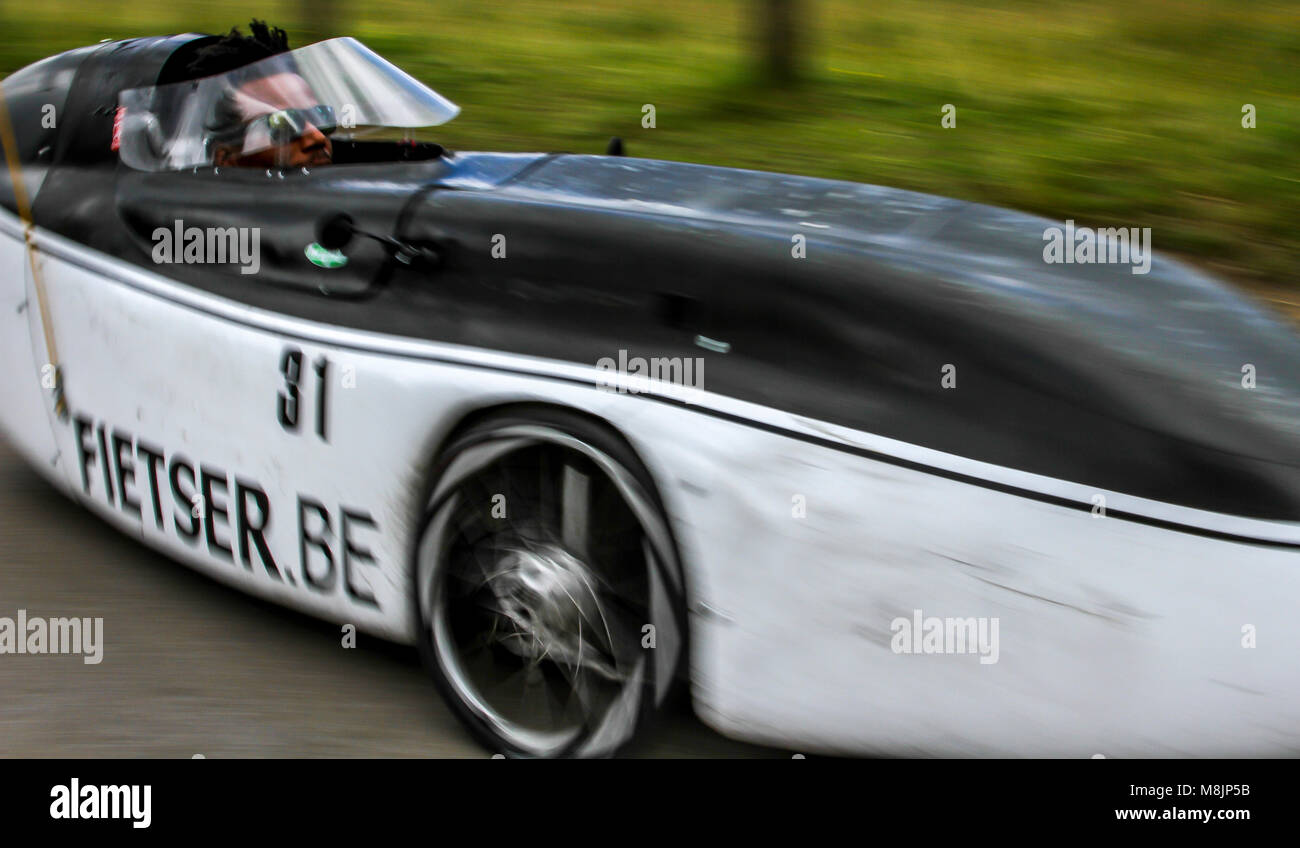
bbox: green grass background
[2,1,1297,297]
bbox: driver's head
[186,20,333,168]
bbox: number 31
[277,347,329,441]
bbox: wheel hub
[484,543,619,680]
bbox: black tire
[414,407,687,758]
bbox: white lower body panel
[651,413,1300,756]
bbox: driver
[184,20,334,168]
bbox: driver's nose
[299,122,329,151]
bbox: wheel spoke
[542,664,574,730]
[561,461,591,558]
[568,569,619,670]
[482,658,533,702]
[553,646,602,728]
[449,542,502,596]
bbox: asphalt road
[0,436,782,758]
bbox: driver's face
[213,72,333,168]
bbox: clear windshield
[117,37,460,171]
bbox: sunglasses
[242,105,338,147]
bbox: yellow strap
[0,85,66,419]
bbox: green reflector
[305,242,348,269]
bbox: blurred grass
[1,0,1297,289]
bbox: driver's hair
[184,20,294,142]
[186,20,291,79]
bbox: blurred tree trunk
[755,0,802,83]
[298,0,347,42]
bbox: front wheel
[414,409,686,758]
